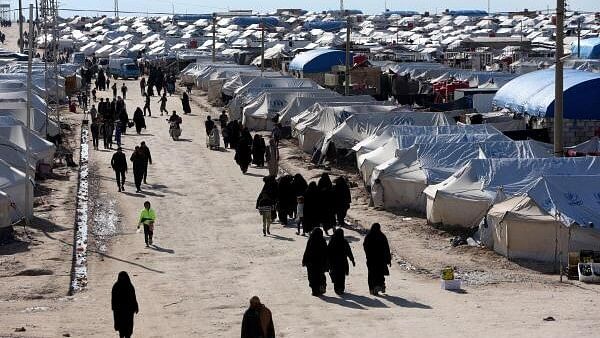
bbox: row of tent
[191,62,600,265]
[0,58,64,225]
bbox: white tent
[0,108,60,137]
[292,104,400,153]
[370,140,552,213]
[242,89,337,130]
[487,175,600,263]
[0,91,48,114]
[0,159,32,222]
[0,123,56,165]
[221,72,284,96]
[353,124,505,163]
[321,111,456,154]
[277,95,376,127]
[424,157,600,228]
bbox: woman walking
[234,128,252,174]
[333,176,352,226]
[302,182,319,234]
[181,91,191,115]
[133,107,146,135]
[252,134,266,167]
[256,190,275,236]
[158,92,168,116]
[327,228,355,295]
[363,223,392,295]
[317,173,336,235]
[302,228,328,296]
[130,146,146,193]
[112,271,139,338]
[265,138,279,177]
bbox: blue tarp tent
[571,38,600,59]
[289,49,352,73]
[231,16,279,27]
[173,14,213,22]
[493,69,600,119]
[447,10,488,16]
[303,21,346,32]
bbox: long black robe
[112,272,138,338]
[277,175,295,224]
[234,133,252,173]
[302,228,328,295]
[252,135,266,167]
[130,150,146,190]
[363,223,392,292]
[333,177,352,225]
[181,92,191,114]
[132,108,145,134]
[292,174,308,197]
[317,173,336,232]
[327,228,355,294]
[302,182,319,233]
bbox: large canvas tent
[242,89,337,130]
[424,157,600,228]
[353,124,505,162]
[0,123,56,165]
[0,159,32,222]
[0,108,60,137]
[487,175,600,263]
[370,140,553,213]
[292,104,400,153]
[277,95,376,127]
[221,72,284,96]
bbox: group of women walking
[233,126,279,175]
[255,169,391,297]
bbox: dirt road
[2,75,600,337]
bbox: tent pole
[344,16,351,96]
[25,4,34,225]
[211,13,216,63]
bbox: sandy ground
[1,25,600,338]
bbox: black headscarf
[333,176,351,209]
[111,271,138,314]
[363,223,391,271]
[292,174,308,197]
[302,228,327,269]
[327,228,354,275]
[317,173,333,191]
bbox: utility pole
[35,0,39,27]
[554,0,564,157]
[114,0,119,19]
[260,18,265,75]
[577,19,581,58]
[212,13,216,62]
[344,16,351,96]
[25,3,34,224]
[18,0,23,53]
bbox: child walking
[296,196,305,236]
[256,192,274,236]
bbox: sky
[6,0,599,17]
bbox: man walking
[137,201,156,247]
[139,77,146,96]
[143,93,151,116]
[112,82,118,98]
[121,83,128,100]
[241,296,275,338]
[110,147,127,192]
[140,141,152,184]
[158,92,168,116]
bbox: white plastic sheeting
[322,111,456,153]
[487,175,600,263]
[566,136,600,155]
[0,159,32,222]
[0,108,60,137]
[0,123,56,165]
[424,157,600,228]
[370,140,553,213]
[242,89,337,130]
[277,95,376,127]
[292,104,400,153]
[221,72,284,96]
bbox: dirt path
[1,71,600,337]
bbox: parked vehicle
[108,57,140,79]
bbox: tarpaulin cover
[232,17,279,27]
[278,95,376,126]
[229,87,324,121]
[424,157,600,228]
[493,69,600,119]
[221,72,284,96]
[323,111,456,151]
[0,159,32,222]
[303,21,346,32]
[242,89,338,130]
[0,123,56,164]
[289,49,352,73]
[566,136,600,155]
[571,38,600,60]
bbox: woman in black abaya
[317,173,336,235]
[302,228,328,296]
[327,228,355,295]
[112,271,139,338]
[363,223,392,295]
[302,182,319,234]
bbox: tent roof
[493,69,600,119]
[289,49,351,73]
[571,37,600,59]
